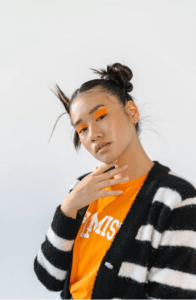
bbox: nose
[88,122,104,142]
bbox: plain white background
[0,0,196,298]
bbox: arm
[146,197,196,299]
[33,178,84,291]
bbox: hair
[48,63,141,152]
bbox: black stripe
[161,173,196,200]
[51,205,83,240]
[166,205,196,231]
[147,280,196,299]
[153,245,196,275]
[33,257,65,291]
[41,237,73,270]
[145,200,171,232]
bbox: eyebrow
[72,104,106,128]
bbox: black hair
[48,63,141,152]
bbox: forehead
[70,90,118,121]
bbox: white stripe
[47,226,74,252]
[152,187,182,210]
[37,248,67,281]
[145,295,162,300]
[56,293,63,299]
[70,179,80,190]
[169,170,196,189]
[136,224,162,249]
[148,267,196,291]
[118,261,148,283]
[146,293,162,300]
[160,230,196,249]
[174,197,196,209]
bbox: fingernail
[123,164,128,168]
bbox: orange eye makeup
[76,124,87,134]
[76,106,108,134]
[94,107,108,121]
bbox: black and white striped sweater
[34,160,196,299]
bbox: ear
[124,100,140,125]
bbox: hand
[63,161,129,212]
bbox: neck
[114,133,154,181]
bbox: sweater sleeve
[33,178,83,292]
[146,197,196,299]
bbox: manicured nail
[123,164,128,168]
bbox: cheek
[110,114,133,142]
[108,115,123,139]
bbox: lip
[98,142,111,154]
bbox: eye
[96,114,107,121]
[79,127,87,134]
[78,114,107,134]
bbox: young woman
[34,63,196,299]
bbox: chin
[99,157,118,165]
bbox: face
[70,89,139,165]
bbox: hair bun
[91,62,133,92]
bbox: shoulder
[157,172,196,253]
[149,167,196,249]
[165,168,196,190]
[155,168,196,211]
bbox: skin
[70,88,154,182]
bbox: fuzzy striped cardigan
[34,160,196,299]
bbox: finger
[99,189,124,198]
[99,175,129,189]
[94,159,118,175]
[103,165,116,174]
[100,164,128,180]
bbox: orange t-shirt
[69,172,148,299]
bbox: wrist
[61,193,78,219]
[60,206,77,219]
